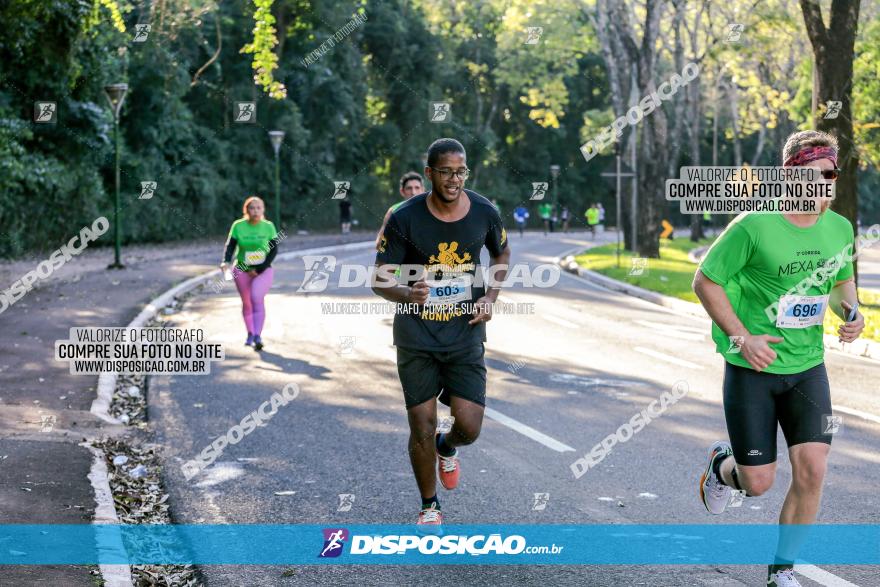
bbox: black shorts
[723,362,833,466]
[396,344,486,409]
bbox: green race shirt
[228,218,278,270]
[538,203,552,219]
[698,211,854,374]
[586,208,600,225]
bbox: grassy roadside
[574,237,715,303]
[575,237,880,342]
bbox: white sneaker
[768,568,802,587]
[699,440,732,515]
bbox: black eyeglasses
[429,167,470,180]
[821,168,840,181]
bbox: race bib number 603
[426,276,472,306]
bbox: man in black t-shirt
[373,138,511,529]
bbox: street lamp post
[549,164,560,233]
[268,130,285,228]
[549,164,560,207]
[104,83,128,269]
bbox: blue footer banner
[0,524,877,565]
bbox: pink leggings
[233,268,274,335]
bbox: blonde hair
[782,130,838,163]
[242,196,265,218]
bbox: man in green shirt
[693,131,864,587]
[375,172,424,250]
[585,204,600,240]
[538,202,552,235]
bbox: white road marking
[194,462,246,488]
[795,564,861,587]
[484,407,576,453]
[550,374,644,388]
[542,314,579,329]
[633,319,706,341]
[634,347,704,370]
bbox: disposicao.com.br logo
[319,528,349,558]
[319,528,563,557]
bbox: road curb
[687,245,710,264]
[83,442,133,587]
[566,256,880,362]
[576,267,709,319]
[89,240,375,424]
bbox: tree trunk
[688,78,704,242]
[800,0,860,279]
[752,117,766,164]
[800,1,860,227]
[607,0,667,258]
[729,81,742,165]
[590,0,636,250]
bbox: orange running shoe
[437,439,460,490]
[417,502,442,528]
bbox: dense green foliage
[0,0,877,258]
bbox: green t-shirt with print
[698,211,854,374]
[228,219,277,270]
[586,208,600,225]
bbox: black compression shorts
[723,362,833,466]
[396,343,486,409]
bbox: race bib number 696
[776,294,829,329]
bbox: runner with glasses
[373,138,510,529]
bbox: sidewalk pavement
[0,232,367,586]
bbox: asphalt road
[150,230,880,586]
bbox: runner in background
[597,203,606,231]
[538,201,552,235]
[376,172,424,250]
[692,130,865,587]
[513,204,529,237]
[561,205,571,233]
[220,196,280,352]
[339,196,352,234]
[373,137,510,529]
[585,203,600,239]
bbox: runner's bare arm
[483,246,511,303]
[468,246,511,324]
[693,270,749,338]
[375,208,393,250]
[829,278,857,320]
[372,263,429,305]
[830,278,864,342]
[693,269,782,372]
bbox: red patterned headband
[783,145,838,168]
